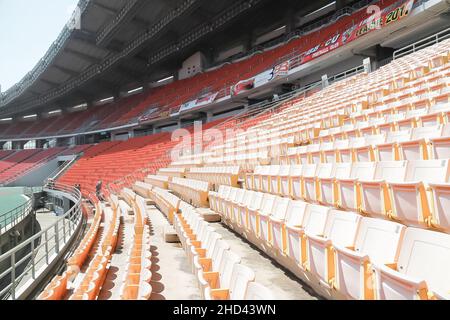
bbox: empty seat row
[144,175,170,189]
[173,202,273,300]
[209,189,450,300]
[149,187,180,224]
[157,167,186,178]
[69,204,120,300]
[168,177,211,207]
[132,181,153,199]
[121,196,153,300]
[283,124,450,164]
[185,166,241,187]
[244,160,450,231]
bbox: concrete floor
[146,206,201,300]
[98,204,200,300]
[210,221,320,300]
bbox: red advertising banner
[231,79,256,96]
[298,0,414,65]
[272,61,290,79]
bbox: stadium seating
[33,32,450,300]
[0,148,66,184]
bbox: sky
[0,0,78,92]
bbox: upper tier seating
[0,148,66,184]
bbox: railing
[328,65,366,84]
[0,183,83,300]
[393,27,450,60]
[45,155,80,182]
[0,199,33,236]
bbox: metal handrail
[0,199,33,235]
[393,27,450,60]
[0,183,83,300]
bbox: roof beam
[91,1,118,15]
[39,79,60,87]
[97,0,148,47]
[53,65,79,77]
[64,48,102,64]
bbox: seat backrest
[324,210,361,247]
[260,193,277,215]
[269,165,281,176]
[229,264,256,300]
[333,163,352,179]
[396,227,450,295]
[218,250,242,288]
[244,282,274,300]
[316,163,333,179]
[279,165,291,177]
[234,188,246,204]
[289,165,303,176]
[405,159,449,183]
[285,200,308,227]
[374,161,407,180]
[386,129,411,143]
[205,231,222,258]
[354,217,405,265]
[411,125,442,140]
[211,239,230,271]
[303,204,330,236]
[253,166,263,175]
[365,134,386,145]
[349,137,366,148]
[227,188,238,201]
[334,139,350,149]
[261,166,271,176]
[271,197,290,220]
[242,190,255,206]
[302,164,318,178]
[248,192,264,210]
[349,162,376,180]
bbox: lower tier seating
[209,186,450,300]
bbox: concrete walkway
[146,205,201,300]
[98,203,200,300]
[211,221,320,300]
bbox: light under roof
[305,1,336,17]
[157,76,174,83]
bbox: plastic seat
[260,166,273,193]
[227,188,246,222]
[286,203,329,268]
[374,227,450,300]
[359,161,407,219]
[354,134,386,162]
[376,130,411,161]
[248,193,276,238]
[200,250,241,299]
[207,264,255,300]
[195,239,230,299]
[278,165,291,197]
[230,189,253,229]
[388,159,449,227]
[306,210,361,287]
[398,125,442,160]
[289,165,303,199]
[333,217,406,300]
[336,162,376,212]
[300,164,318,201]
[244,282,274,300]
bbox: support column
[321,74,329,88]
[206,111,213,122]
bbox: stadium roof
[0,0,343,118]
